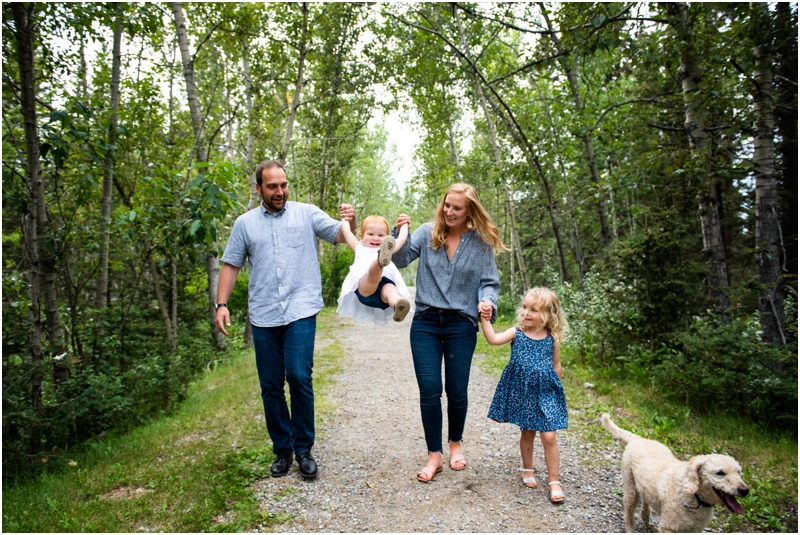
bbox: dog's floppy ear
[683,456,705,494]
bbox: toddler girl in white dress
[337,215,412,325]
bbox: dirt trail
[254,301,628,533]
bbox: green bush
[557,270,643,366]
[321,244,355,306]
[549,206,797,431]
[650,314,797,429]
[2,314,220,481]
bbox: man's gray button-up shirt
[221,201,340,327]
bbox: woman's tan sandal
[393,298,411,322]
[417,464,443,483]
[449,453,467,471]
[520,467,537,488]
[378,236,395,267]
[548,481,565,502]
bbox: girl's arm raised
[394,221,409,252]
[480,315,516,345]
[341,219,359,252]
[552,341,563,380]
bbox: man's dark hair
[255,160,286,186]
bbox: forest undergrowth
[478,322,798,533]
[3,308,796,533]
[1,309,344,533]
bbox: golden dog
[601,413,748,532]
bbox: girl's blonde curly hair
[518,287,569,345]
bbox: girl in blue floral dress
[480,287,569,502]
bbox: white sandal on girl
[519,467,537,488]
[548,480,565,502]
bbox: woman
[392,183,508,482]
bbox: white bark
[172,2,224,346]
[96,9,122,310]
[668,2,731,318]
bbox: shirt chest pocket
[281,226,305,248]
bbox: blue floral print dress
[487,328,568,431]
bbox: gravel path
[254,304,630,533]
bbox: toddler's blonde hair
[518,287,568,345]
[359,215,390,238]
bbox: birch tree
[171,2,223,346]
[539,3,613,250]
[666,2,731,319]
[750,3,785,344]
[453,6,529,289]
[95,4,122,312]
[10,2,45,409]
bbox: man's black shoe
[296,452,318,479]
[270,453,293,477]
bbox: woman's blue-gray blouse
[392,222,499,326]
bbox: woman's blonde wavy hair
[518,287,569,345]
[430,183,509,254]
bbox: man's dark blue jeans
[409,307,478,453]
[251,314,316,456]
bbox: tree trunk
[530,72,585,289]
[242,43,256,348]
[667,2,731,318]
[279,2,309,166]
[163,42,180,354]
[242,42,259,210]
[453,9,529,289]
[96,8,122,310]
[752,5,785,345]
[78,34,88,100]
[149,255,173,343]
[508,227,516,298]
[13,3,44,409]
[774,2,798,278]
[446,130,461,180]
[43,254,67,383]
[171,255,178,353]
[441,81,462,181]
[206,251,222,346]
[172,2,224,346]
[172,3,207,164]
[540,6,611,249]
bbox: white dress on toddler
[337,242,412,325]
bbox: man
[215,159,355,479]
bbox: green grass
[476,321,798,533]
[2,308,346,533]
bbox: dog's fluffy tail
[600,413,640,444]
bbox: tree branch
[3,77,55,110]
[562,3,638,32]
[488,51,569,85]
[595,92,679,126]
[205,100,243,160]
[454,2,552,35]
[730,58,761,94]
[191,20,223,64]
[647,123,684,132]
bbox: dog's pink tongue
[724,494,743,514]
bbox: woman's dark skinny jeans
[409,307,478,453]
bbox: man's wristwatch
[215,303,227,310]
